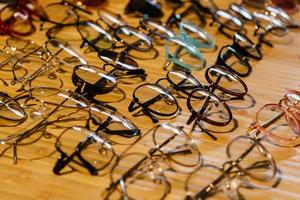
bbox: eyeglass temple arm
[248,111,284,137]
[129,94,164,123]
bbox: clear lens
[166,37,206,70]
[215,10,243,31]
[218,46,251,77]
[227,135,276,182]
[77,21,113,50]
[44,3,78,24]
[89,105,140,144]
[57,127,115,173]
[30,87,89,108]
[255,104,300,146]
[152,124,201,173]
[180,20,215,49]
[134,84,178,116]
[206,65,247,96]
[74,64,117,93]
[0,94,26,126]
[98,10,127,29]
[143,20,175,39]
[188,89,231,126]
[115,26,152,51]
[167,69,202,97]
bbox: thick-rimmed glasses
[128,83,180,123]
[231,32,263,60]
[104,123,202,199]
[164,36,206,71]
[187,65,248,140]
[216,44,252,77]
[179,20,216,51]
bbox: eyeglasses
[40,0,92,29]
[264,6,300,29]
[179,20,216,51]
[253,12,288,38]
[229,3,255,23]
[185,135,277,200]
[104,123,202,199]
[248,90,300,147]
[186,65,248,140]
[210,10,245,38]
[0,0,43,36]
[87,104,141,145]
[164,36,206,71]
[156,69,203,98]
[139,17,175,42]
[216,44,252,77]
[72,63,146,101]
[185,90,300,199]
[0,92,27,127]
[231,32,263,60]
[54,126,117,175]
[128,83,180,123]
[124,0,164,18]
[97,9,128,31]
[10,38,86,89]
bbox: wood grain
[0,0,299,199]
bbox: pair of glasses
[124,0,164,18]
[229,3,256,23]
[164,36,206,71]
[248,90,300,147]
[139,17,175,42]
[155,69,203,99]
[179,20,216,51]
[210,9,245,38]
[128,82,181,123]
[39,0,92,29]
[166,1,208,28]
[185,135,277,200]
[0,0,44,36]
[263,6,300,29]
[104,123,202,199]
[72,64,146,101]
[186,65,248,140]
[54,126,117,176]
[216,43,252,77]
[185,90,300,199]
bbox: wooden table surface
[0,0,299,200]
